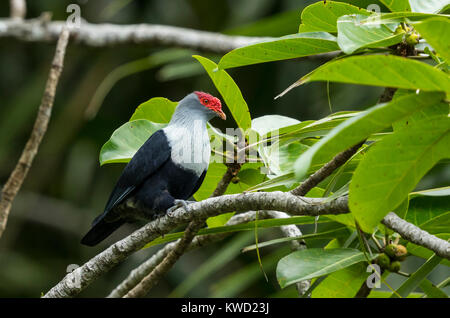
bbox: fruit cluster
[376,244,408,272]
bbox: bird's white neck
[163,118,211,176]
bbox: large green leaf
[405,189,450,235]
[218,33,339,69]
[419,279,449,298]
[349,117,450,232]
[294,92,444,180]
[99,120,166,166]
[380,0,411,12]
[298,1,370,33]
[337,14,403,54]
[277,55,450,98]
[251,115,300,137]
[129,97,177,123]
[194,55,251,130]
[392,253,442,298]
[414,18,450,62]
[276,248,369,288]
[311,262,370,298]
[409,0,450,13]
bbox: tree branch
[43,192,348,297]
[382,212,450,259]
[290,141,365,196]
[0,18,270,53]
[0,27,69,239]
[0,18,339,58]
[265,210,310,295]
[123,163,243,297]
[107,211,265,298]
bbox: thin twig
[123,218,205,298]
[290,141,365,196]
[9,0,26,20]
[0,27,69,239]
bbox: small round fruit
[389,261,401,272]
[394,244,408,261]
[384,244,397,258]
[376,253,391,269]
[406,32,420,45]
[395,25,406,34]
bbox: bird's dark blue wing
[97,129,171,224]
[188,169,207,198]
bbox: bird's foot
[166,200,196,217]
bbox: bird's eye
[203,99,209,104]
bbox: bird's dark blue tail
[80,217,125,246]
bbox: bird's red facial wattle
[194,91,226,120]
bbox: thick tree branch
[43,192,348,297]
[0,18,340,58]
[0,27,69,239]
[107,211,265,298]
[382,212,450,259]
[0,18,270,53]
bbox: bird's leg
[166,199,196,216]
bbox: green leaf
[129,97,177,123]
[405,190,450,235]
[374,12,449,22]
[409,0,450,13]
[392,253,442,298]
[380,0,411,12]
[419,279,448,298]
[251,115,300,137]
[337,14,403,54]
[311,262,370,298]
[294,92,444,179]
[218,33,339,69]
[276,248,369,288]
[193,55,251,130]
[299,1,370,33]
[99,120,166,166]
[349,117,450,232]
[414,18,450,62]
[277,55,450,98]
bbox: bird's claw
[166,200,195,217]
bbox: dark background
[0,0,448,297]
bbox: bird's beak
[216,110,226,120]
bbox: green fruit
[376,253,391,269]
[389,261,401,272]
[395,25,406,35]
[406,32,420,45]
[384,244,397,258]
